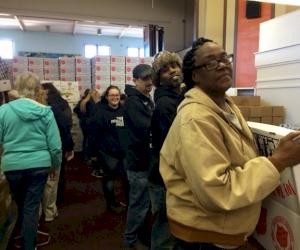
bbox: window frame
[127,47,144,58]
[84,44,111,58]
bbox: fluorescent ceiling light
[0,18,18,26]
[248,0,300,6]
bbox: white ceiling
[0,14,144,38]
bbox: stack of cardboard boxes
[110,55,126,93]
[91,56,111,94]
[12,57,28,83]
[75,57,91,97]
[230,96,285,126]
[43,58,59,81]
[59,57,75,82]
[28,57,44,80]
[125,57,152,86]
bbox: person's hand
[65,151,74,161]
[49,167,59,181]
[268,132,300,172]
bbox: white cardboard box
[94,64,110,74]
[139,57,152,65]
[125,75,134,85]
[254,197,300,250]
[0,80,12,92]
[110,56,125,65]
[93,56,110,64]
[111,74,125,85]
[110,64,125,74]
[43,58,58,66]
[248,122,300,215]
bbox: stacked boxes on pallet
[59,57,75,82]
[125,57,140,85]
[75,57,91,97]
[12,57,28,83]
[248,122,300,250]
[110,56,125,93]
[230,96,285,126]
[28,57,44,80]
[43,58,59,81]
[92,56,111,94]
[125,57,152,86]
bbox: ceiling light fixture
[248,0,300,6]
[97,28,102,36]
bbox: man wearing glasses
[159,38,300,249]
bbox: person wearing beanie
[149,51,184,249]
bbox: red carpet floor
[8,155,129,250]
[6,154,264,250]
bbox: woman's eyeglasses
[193,54,233,71]
[108,94,120,97]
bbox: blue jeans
[5,167,50,250]
[124,170,150,246]
[173,237,240,250]
[149,182,174,250]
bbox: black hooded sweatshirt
[123,84,154,172]
[91,102,125,159]
[149,86,181,185]
[48,95,74,152]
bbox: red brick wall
[235,0,272,87]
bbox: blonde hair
[15,72,46,104]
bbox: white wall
[256,10,300,126]
[0,0,191,52]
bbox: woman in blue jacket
[0,72,62,250]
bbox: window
[0,40,13,59]
[84,44,111,58]
[85,44,97,58]
[127,47,144,57]
[139,48,144,58]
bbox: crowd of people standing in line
[1,36,300,250]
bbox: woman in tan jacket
[159,38,300,250]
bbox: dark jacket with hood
[48,95,74,152]
[123,84,154,172]
[149,86,181,185]
[91,102,125,160]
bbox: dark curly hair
[183,37,213,90]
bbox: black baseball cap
[132,64,154,80]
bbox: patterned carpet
[6,154,264,250]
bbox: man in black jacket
[123,64,154,249]
[149,51,183,249]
